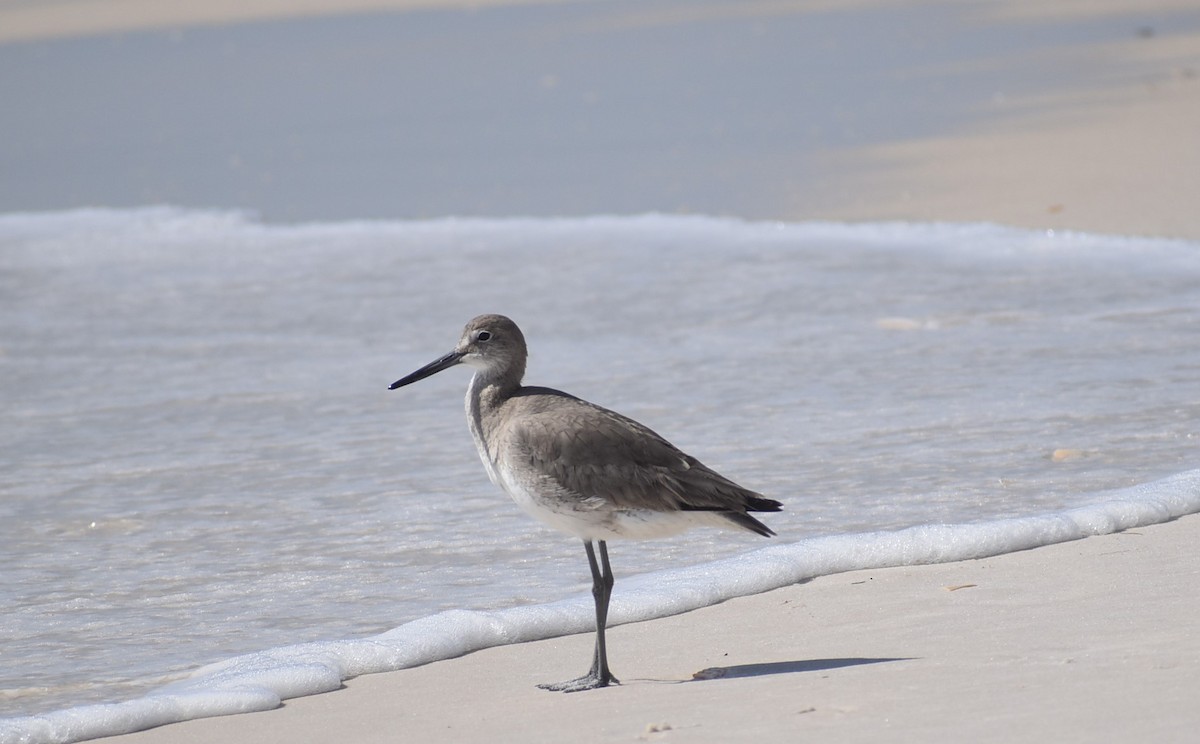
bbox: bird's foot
[537,670,619,693]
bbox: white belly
[495,460,717,541]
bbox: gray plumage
[389,314,781,691]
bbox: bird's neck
[465,371,519,485]
[467,370,522,438]
[467,369,520,414]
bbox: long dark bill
[388,350,465,390]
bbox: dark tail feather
[722,510,777,538]
[680,493,782,537]
[746,495,783,513]
[731,494,782,536]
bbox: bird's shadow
[689,657,911,681]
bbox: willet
[389,314,782,692]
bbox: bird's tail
[723,495,783,537]
[722,510,777,537]
[746,495,783,513]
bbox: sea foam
[4,469,1197,744]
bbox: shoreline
[805,29,1200,239]
[101,512,1200,744]
[6,470,1197,743]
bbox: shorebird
[389,314,782,692]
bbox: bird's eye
[476,330,492,342]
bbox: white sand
[105,515,1200,743]
[809,17,1200,239]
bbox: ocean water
[2,209,1198,742]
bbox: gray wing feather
[502,392,765,514]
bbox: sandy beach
[104,515,1200,744]
[4,0,1198,741]
[809,0,1200,239]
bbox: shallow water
[1,209,1198,720]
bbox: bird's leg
[538,540,620,692]
[590,540,617,683]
